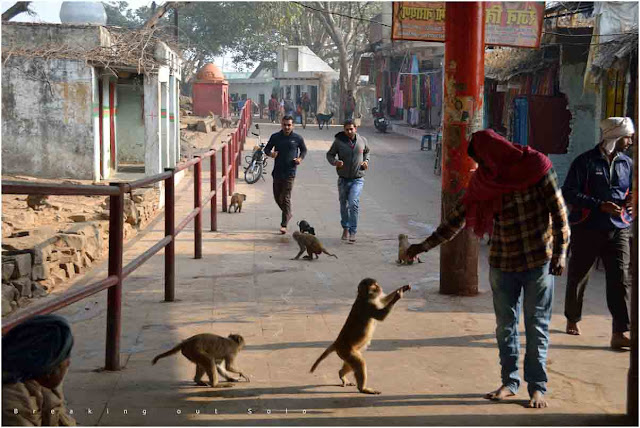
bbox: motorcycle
[244,124,268,184]
[372,97,390,133]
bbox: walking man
[264,116,307,234]
[326,119,370,243]
[301,92,311,129]
[562,117,634,349]
[407,129,570,408]
[268,94,279,123]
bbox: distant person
[2,314,76,426]
[326,119,370,243]
[301,93,311,129]
[237,98,245,112]
[284,97,295,117]
[268,94,279,123]
[264,116,308,234]
[562,117,634,349]
[407,129,569,409]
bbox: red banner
[391,2,545,48]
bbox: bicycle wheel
[244,161,263,184]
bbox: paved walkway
[54,123,630,425]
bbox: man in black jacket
[264,116,308,234]
[326,120,370,243]
[562,117,634,349]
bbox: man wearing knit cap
[407,129,570,408]
[562,117,634,349]
[2,314,76,426]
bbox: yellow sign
[391,2,545,48]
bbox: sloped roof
[485,47,549,81]
[590,31,638,75]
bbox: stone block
[31,281,48,298]
[59,233,87,249]
[83,254,93,267]
[60,263,75,279]
[2,261,16,281]
[69,214,90,222]
[10,253,32,278]
[31,263,49,280]
[10,277,32,297]
[2,297,13,316]
[2,284,18,302]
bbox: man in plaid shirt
[408,129,569,409]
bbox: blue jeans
[337,177,364,235]
[489,263,554,396]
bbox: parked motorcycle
[372,98,390,133]
[244,124,268,184]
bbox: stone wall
[1,187,159,316]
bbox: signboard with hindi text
[391,2,545,48]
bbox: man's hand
[600,201,622,216]
[335,160,344,169]
[406,244,426,260]
[549,257,565,276]
[625,192,634,216]
[361,161,369,170]
[268,151,278,159]
[293,157,302,165]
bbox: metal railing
[1,100,253,371]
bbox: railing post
[229,137,235,196]
[235,132,240,179]
[211,153,217,231]
[194,157,202,260]
[221,145,228,212]
[164,168,175,302]
[105,183,125,371]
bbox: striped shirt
[421,169,570,272]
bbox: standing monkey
[397,234,422,265]
[152,333,249,387]
[310,278,410,394]
[292,231,338,260]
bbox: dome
[196,63,226,82]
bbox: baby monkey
[152,333,249,387]
[229,193,247,213]
[397,234,422,265]
[292,231,337,260]
[310,278,411,394]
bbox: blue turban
[2,314,74,384]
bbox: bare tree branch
[2,1,32,21]
[142,1,188,30]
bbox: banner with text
[391,2,545,48]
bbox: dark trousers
[273,177,295,227]
[269,110,276,122]
[564,226,631,333]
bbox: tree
[2,1,33,21]
[307,2,380,121]
[102,1,142,28]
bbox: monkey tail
[152,343,182,365]
[323,249,338,259]
[310,343,336,373]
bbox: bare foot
[484,385,516,401]
[279,227,287,234]
[566,321,581,335]
[359,387,381,395]
[528,390,548,408]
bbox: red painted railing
[1,100,253,371]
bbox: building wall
[2,57,96,179]
[116,84,145,164]
[549,49,597,184]
[2,23,110,51]
[228,81,274,106]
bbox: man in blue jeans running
[326,120,370,243]
[407,129,570,408]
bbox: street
[56,123,629,425]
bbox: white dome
[59,2,107,25]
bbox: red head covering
[462,129,553,237]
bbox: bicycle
[244,124,268,184]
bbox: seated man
[2,314,76,426]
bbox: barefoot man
[407,130,569,408]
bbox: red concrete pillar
[440,2,485,295]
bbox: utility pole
[439,2,485,295]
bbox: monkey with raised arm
[397,234,422,265]
[310,278,411,394]
[152,333,249,387]
[292,231,337,260]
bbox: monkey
[152,333,250,387]
[297,219,316,235]
[396,234,422,265]
[228,193,247,213]
[26,194,50,210]
[310,278,411,394]
[291,231,337,260]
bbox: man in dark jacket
[562,117,634,349]
[264,116,307,234]
[326,120,370,243]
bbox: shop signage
[391,2,545,48]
